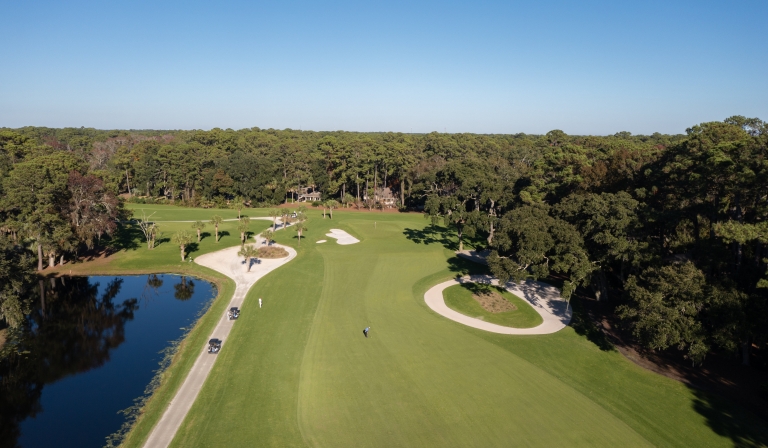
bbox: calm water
[0,275,216,448]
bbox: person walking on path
[259,298,262,308]
[363,327,370,338]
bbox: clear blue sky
[1,0,765,135]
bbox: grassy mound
[257,245,289,258]
[443,283,543,328]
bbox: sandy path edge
[424,275,572,335]
[142,230,296,448]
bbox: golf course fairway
[131,209,764,448]
[70,204,764,448]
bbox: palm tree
[268,209,280,232]
[191,220,206,242]
[260,229,273,245]
[209,215,223,242]
[294,222,306,246]
[327,200,339,219]
[237,217,250,246]
[149,223,159,249]
[237,244,259,272]
[321,201,327,218]
[233,195,245,219]
[172,230,194,261]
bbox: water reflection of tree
[173,276,195,301]
[0,276,137,448]
[141,274,164,303]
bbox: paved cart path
[143,229,296,448]
[424,275,572,335]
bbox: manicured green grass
[443,283,543,328]
[165,209,767,447]
[57,205,768,447]
[125,203,273,221]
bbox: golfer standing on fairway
[363,327,370,338]
[259,298,262,308]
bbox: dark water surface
[0,275,216,448]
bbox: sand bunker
[316,240,327,243]
[325,229,359,245]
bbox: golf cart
[208,338,222,354]
[228,307,240,320]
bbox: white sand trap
[316,239,327,243]
[325,229,360,245]
[424,275,571,335]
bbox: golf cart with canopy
[228,307,240,320]
[208,338,222,354]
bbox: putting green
[161,210,767,447]
[443,283,543,328]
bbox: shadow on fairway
[200,232,211,241]
[691,386,768,447]
[108,224,143,252]
[403,225,457,250]
[569,302,615,352]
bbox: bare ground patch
[473,289,517,313]
[258,246,289,258]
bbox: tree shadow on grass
[186,242,199,255]
[446,256,490,277]
[107,224,142,252]
[691,386,768,447]
[569,301,615,352]
[200,232,211,242]
[403,225,457,250]
[153,237,170,248]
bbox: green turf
[165,210,768,447]
[443,283,543,328]
[60,205,768,447]
[125,203,273,221]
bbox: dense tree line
[1,118,766,368]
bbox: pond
[0,274,216,448]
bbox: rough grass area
[257,245,289,258]
[54,206,768,448]
[473,287,517,312]
[443,283,542,328]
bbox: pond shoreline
[46,260,237,448]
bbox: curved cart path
[143,238,296,448]
[424,275,572,335]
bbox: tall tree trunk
[37,242,43,271]
[126,169,131,196]
[197,228,201,242]
[49,253,55,268]
[400,173,405,207]
[39,279,46,319]
[180,245,185,261]
[458,227,463,251]
[60,255,65,265]
[356,174,360,201]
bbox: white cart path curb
[424,275,572,335]
[143,237,296,447]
